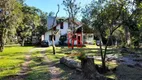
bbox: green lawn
[0,45,119,80]
[0,46,33,79]
[25,47,68,80]
[46,47,67,62]
[45,45,118,79]
[25,51,50,80]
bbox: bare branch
[51,4,60,28]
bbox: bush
[59,35,67,45]
[77,52,86,60]
[94,40,96,45]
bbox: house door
[76,33,82,48]
[78,36,81,45]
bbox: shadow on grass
[25,65,51,80]
[46,47,119,57]
[52,62,83,80]
[25,51,51,80]
[0,74,21,80]
[0,52,28,57]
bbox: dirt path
[18,49,35,77]
[39,48,62,80]
[4,47,62,80]
[3,48,36,80]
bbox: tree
[36,11,48,41]
[82,0,137,72]
[5,1,24,45]
[17,6,40,46]
[48,12,55,17]
[51,5,60,55]
[0,0,19,52]
[63,0,80,49]
[63,0,80,21]
[0,0,53,51]
[127,0,142,48]
[81,18,94,33]
[100,1,125,72]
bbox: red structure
[68,32,83,48]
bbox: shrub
[59,35,67,45]
[77,52,86,60]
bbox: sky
[25,0,92,20]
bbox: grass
[26,48,70,80]
[0,45,120,80]
[45,47,80,80]
[46,47,67,62]
[45,45,118,79]
[25,51,51,80]
[0,46,33,79]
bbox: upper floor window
[53,27,56,30]
[60,22,64,29]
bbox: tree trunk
[0,30,4,52]
[102,58,106,73]
[21,39,25,46]
[99,37,106,73]
[102,35,112,72]
[81,56,107,80]
[0,46,4,52]
[52,45,56,55]
[52,35,56,55]
[60,57,81,69]
[125,26,131,46]
[0,39,4,52]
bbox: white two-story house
[42,16,83,46]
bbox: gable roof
[47,18,82,31]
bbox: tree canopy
[0,0,48,51]
[81,0,142,72]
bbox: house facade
[83,33,94,44]
[42,16,83,46]
[45,20,69,45]
[42,16,94,46]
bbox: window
[49,35,52,41]
[88,35,93,38]
[60,22,63,29]
[53,27,56,30]
[49,35,55,41]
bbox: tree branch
[51,4,60,28]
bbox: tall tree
[127,0,142,48]
[51,5,60,55]
[63,0,80,49]
[82,0,137,72]
[17,6,40,46]
[0,0,19,52]
[5,1,24,44]
[36,11,48,40]
[101,0,125,71]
